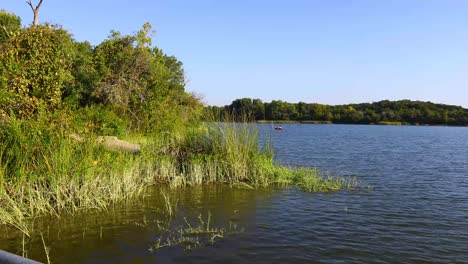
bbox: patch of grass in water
[293,168,358,192]
[148,211,242,252]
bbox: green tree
[283,103,298,120]
[63,41,100,106]
[163,55,185,91]
[92,23,201,132]
[229,98,253,118]
[1,24,74,117]
[0,10,21,44]
[253,99,265,120]
[93,28,154,117]
[297,102,307,120]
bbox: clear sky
[2,0,468,107]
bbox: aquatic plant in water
[148,211,243,252]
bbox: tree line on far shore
[205,98,468,126]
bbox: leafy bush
[73,105,128,136]
[0,10,21,44]
[0,24,74,118]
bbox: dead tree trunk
[26,0,44,26]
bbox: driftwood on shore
[70,134,141,154]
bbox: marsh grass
[294,168,355,192]
[0,113,359,236]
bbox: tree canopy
[206,99,468,126]
[0,9,202,134]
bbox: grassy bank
[0,114,356,236]
[256,120,300,124]
[376,121,404,126]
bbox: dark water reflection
[2,124,468,263]
[1,185,277,263]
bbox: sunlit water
[2,124,468,263]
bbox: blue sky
[2,0,468,107]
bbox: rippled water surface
[2,124,468,263]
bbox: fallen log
[70,134,141,154]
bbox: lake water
[2,124,468,263]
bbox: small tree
[91,23,201,132]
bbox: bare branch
[26,0,44,26]
[35,0,44,11]
[1,25,10,39]
[26,0,34,12]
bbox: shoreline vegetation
[0,10,355,238]
[206,98,468,126]
[0,115,357,236]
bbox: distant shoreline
[255,120,467,127]
[206,99,468,127]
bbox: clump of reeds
[293,168,357,192]
[145,114,358,191]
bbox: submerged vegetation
[0,8,356,237]
[148,211,243,252]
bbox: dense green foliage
[0,10,21,44]
[207,98,468,126]
[0,9,202,133]
[1,25,74,117]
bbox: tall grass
[0,113,150,235]
[0,113,357,235]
